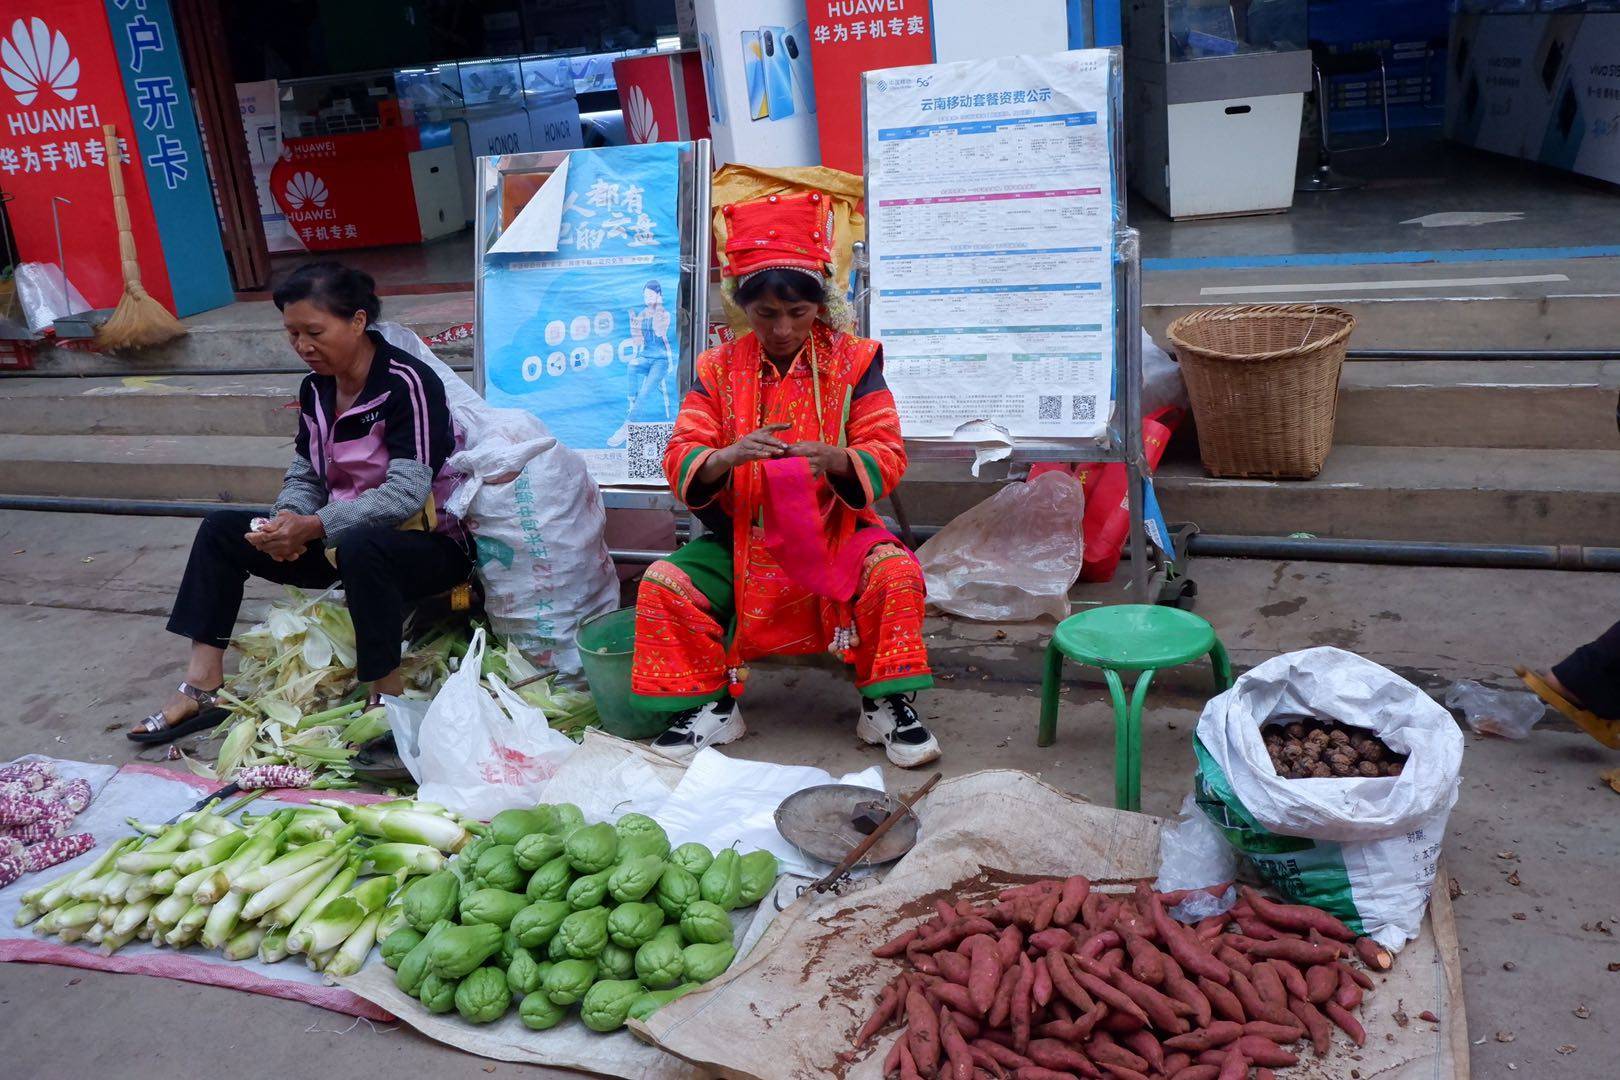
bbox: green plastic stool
[1038,604,1234,812]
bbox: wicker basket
[1165,304,1356,479]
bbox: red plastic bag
[1029,408,1183,583]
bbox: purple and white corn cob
[0,794,49,826]
[38,778,93,814]
[23,833,95,873]
[0,850,24,888]
[0,835,23,862]
[233,765,315,790]
[0,760,56,790]
[3,803,74,843]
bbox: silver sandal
[127,682,227,744]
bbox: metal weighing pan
[774,783,919,868]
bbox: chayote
[379,926,424,969]
[395,919,451,995]
[627,982,700,1022]
[699,849,743,911]
[455,966,511,1024]
[425,921,504,980]
[670,842,714,877]
[508,945,545,996]
[514,830,566,872]
[681,941,736,983]
[608,854,666,904]
[556,906,610,959]
[474,844,526,893]
[550,803,587,835]
[542,958,598,1005]
[525,854,574,902]
[634,928,685,989]
[597,941,636,981]
[403,869,459,931]
[519,989,567,1030]
[547,930,570,962]
[567,867,613,911]
[654,863,700,921]
[417,972,458,1014]
[490,807,556,846]
[565,822,619,874]
[459,888,530,930]
[581,978,646,1032]
[614,813,671,859]
[459,833,493,868]
[510,899,572,949]
[738,850,779,906]
[679,900,731,946]
[607,901,665,950]
[497,928,520,969]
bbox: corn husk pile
[187,588,598,788]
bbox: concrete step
[0,375,303,438]
[897,444,1620,546]
[1333,360,1620,449]
[0,433,288,505]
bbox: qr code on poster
[627,423,674,481]
[1071,395,1096,421]
[1038,396,1062,421]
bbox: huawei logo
[284,171,329,209]
[0,17,78,106]
[626,85,659,145]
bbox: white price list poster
[864,51,1117,439]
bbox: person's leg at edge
[144,510,337,732]
[1549,619,1620,719]
[630,535,744,759]
[851,547,940,767]
[337,525,473,697]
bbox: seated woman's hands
[785,440,852,478]
[246,510,324,562]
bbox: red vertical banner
[614,50,711,145]
[805,0,933,174]
[269,128,423,251]
[0,4,173,311]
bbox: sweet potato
[1324,1000,1367,1047]
[1080,892,1106,930]
[970,1045,1011,1080]
[1029,1039,1102,1078]
[1122,1029,1165,1074]
[1000,880,1060,902]
[1233,1035,1298,1067]
[1168,1065,1219,1080]
[909,946,942,976]
[1054,876,1092,925]
[989,965,1019,1028]
[1075,930,1122,961]
[942,1011,976,1080]
[1334,965,1365,1010]
[1308,929,1351,959]
[974,1038,1034,1069]
[1029,928,1074,953]
[1097,948,1126,972]
[857,981,902,1047]
[1239,887,1356,941]
[1012,955,1035,1052]
[1238,937,1342,968]
[1193,915,1230,943]
[1338,960,1375,991]
[930,980,983,1018]
[1067,959,1150,1026]
[970,938,1004,1014]
[1198,975,1247,1024]
[875,927,920,958]
[1033,954,1055,1008]
[1105,965,1194,1032]
[1160,956,1213,1028]
[1048,944,1097,1012]
[1216,1048,1248,1080]
[1256,1070,1276,1080]
[1354,936,1394,971]
[1231,914,1282,941]
[1163,1021,1244,1052]
[950,1007,984,1040]
[1249,959,1288,1009]
[1100,1010,1147,1035]
[1243,1020,1305,1043]
[939,950,974,986]
[899,1038,924,1080]
[1014,1069,1078,1080]
[1267,959,1309,1004]
[1087,1040,1150,1074]
[1288,994,1333,1056]
[1097,1065,1150,1080]
[997,926,1025,968]
[1123,932,1165,986]
[1229,969,1294,1028]
[906,985,941,1072]
[1033,893,1062,933]
[920,917,1002,953]
[1163,1051,1192,1076]
[1150,899,1231,986]
[885,1032,904,1076]
[1214,944,1253,976]
[1305,963,1337,1004]
[940,899,967,922]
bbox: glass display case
[1165,0,1306,61]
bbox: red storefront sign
[270,128,423,251]
[0,5,173,311]
[614,50,711,145]
[806,0,933,174]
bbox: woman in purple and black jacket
[129,262,474,743]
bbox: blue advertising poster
[103,0,234,316]
[482,142,686,486]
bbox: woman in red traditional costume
[629,191,940,767]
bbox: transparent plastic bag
[15,263,90,334]
[1443,679,1545,739]
[1155,792,1238,921]
[916,471,1085,623]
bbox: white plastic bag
[1141,329,1188,417]
[917,471,1085,622]
[375,321,619,675]
[15,263,90,334]
[413,629,578,819]
[1154,792,1238,921]
[1443,679,1544,739]
[1193,646,1464,950]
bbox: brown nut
[1357,761,1382,777]
[1285,722,1307,740]
[1310,763,1334,778]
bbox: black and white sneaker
[856,693,942,768]
[649,696,746,761]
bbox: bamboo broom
[94,124,187,350]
